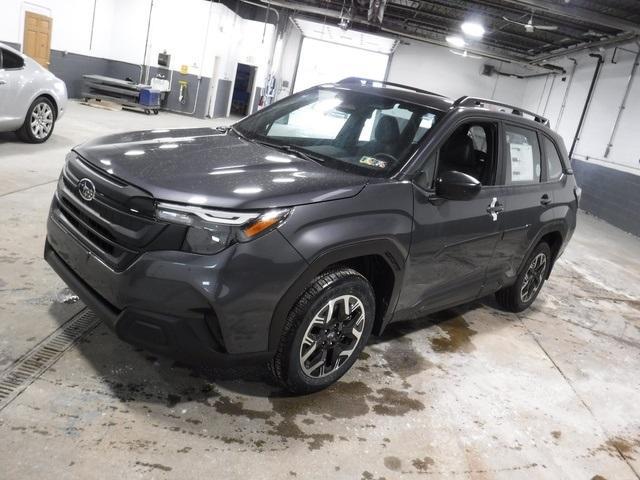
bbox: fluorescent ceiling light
[446,35,466,48]
[461,22,485,38]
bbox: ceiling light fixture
[446,35,466,48]
[461,21,485,38]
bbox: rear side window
[504,125,541,185]
[0,49,25,69]
[542,136,564,181]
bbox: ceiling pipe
[555,58,577,130]
[239,0,279,24]
[604,41,640,158]
[141,0,154,84]
[569,53,604,159]
[541,73,556,117]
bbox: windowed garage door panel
[294,37,389,93]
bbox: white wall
[1,0,112,57]
[2,0,276,117]
[1,0,273,79]
[521,43,640,174]
[387,41,529,106]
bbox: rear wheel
[17,97,56,143]
[496,242,551,312]
[270,268,375,394]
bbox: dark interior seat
[439,129,482,180]
[361,115,401,157]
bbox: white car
[0,42,67,143]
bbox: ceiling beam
[497,0,640,34]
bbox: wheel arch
[521,221,567,279]
[32,92,59,119]
[267,239,405,351]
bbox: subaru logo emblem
[78,178,96,202]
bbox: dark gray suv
[45,78,579,393]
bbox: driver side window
[436,122,498,186]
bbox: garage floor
[1,102,639,480]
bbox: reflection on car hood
[74,127,368,210]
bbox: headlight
[155,202,291,254]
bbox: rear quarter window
[1,49,25,69]
[542,136,564,181]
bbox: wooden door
[23,12,52,69]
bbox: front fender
[269,182,414,349]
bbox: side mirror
[435,170,481,201]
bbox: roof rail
[337,77,446,97]
[452,96,550,126]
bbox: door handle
[540,194,551,206]
[487,197,504,221]
[0,80,6,85]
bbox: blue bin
[139,88,161,107]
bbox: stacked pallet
[81,75,159,114]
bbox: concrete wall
[521,42,640,236]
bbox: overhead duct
[481,63,566,79]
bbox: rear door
[482,123,551,294]
[394,118,503,319]
[0,48,27,128]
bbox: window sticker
[509,142,534,182]
[359,156,388,169]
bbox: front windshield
[235,87,441,177]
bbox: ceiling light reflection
[124,149,145,156]
[209,169,245,175]
[265,155,292,163]
[233,187,262,194]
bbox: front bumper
[45,207,307,366]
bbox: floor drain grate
[0,308,101,411]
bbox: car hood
[74,127,368,210]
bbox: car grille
[53,154,182,271]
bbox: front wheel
[496,242,551,312]
[17,97,56,143]
[270,268,375,394]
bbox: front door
[23,11,52,69]
[394,120,503,320]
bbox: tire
[17,97,56,143]
[270,268,375,395]
[495,242,552,313]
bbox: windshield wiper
[254,140,325,164]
